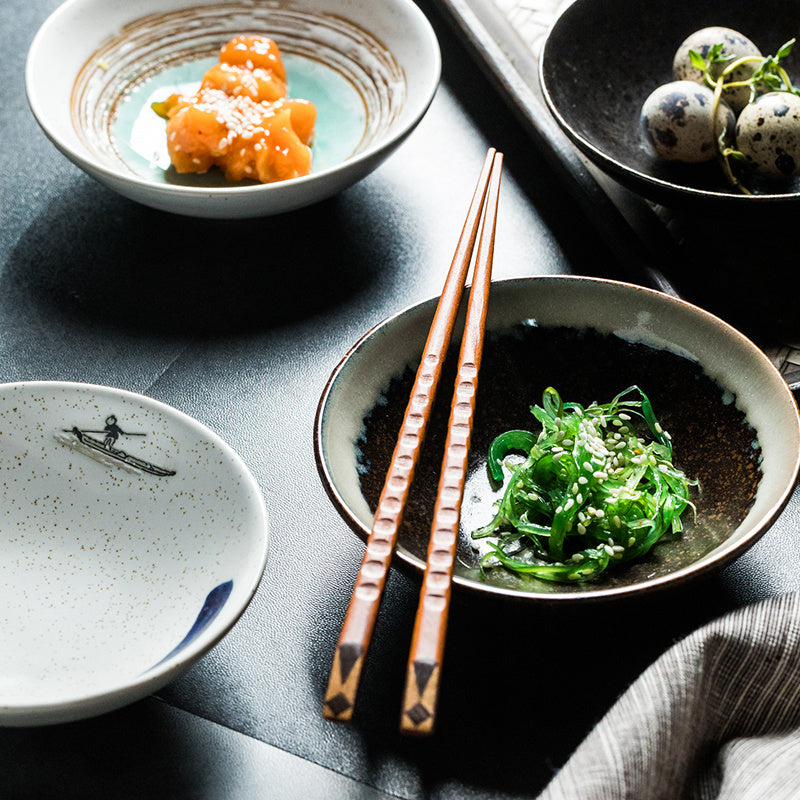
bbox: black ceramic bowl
[315,277,800,603]
[539,0,800,207]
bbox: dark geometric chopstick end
[323,642,364,721]
[400,657,440,735]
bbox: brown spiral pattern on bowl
[70,2,407,175]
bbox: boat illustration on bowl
[57,414,176,476]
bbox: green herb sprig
[689,38,798,193]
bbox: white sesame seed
[577,523,587,535]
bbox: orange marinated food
[156,35,316,183]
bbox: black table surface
[3,1,800,798]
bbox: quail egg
[673,27,762,114]
[735,91,800,178]
[641,80,735,163]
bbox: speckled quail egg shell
[641,80,735,163]
[736,91,800,179]
[673,27,762,115]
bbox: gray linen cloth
[538,592,800,799]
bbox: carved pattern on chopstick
[323,148,500,723]
[401,152,503,735]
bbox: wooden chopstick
[323,148,499,723]
[400,151,503,736]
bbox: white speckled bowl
[0,382,268,726]
[25,0,440,218]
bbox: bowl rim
[0,380,269,726]
[537,0,800,205]
[314,275,800,602]
[24,0,441,203]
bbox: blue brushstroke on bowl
[147,580,233,671]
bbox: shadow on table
[0,698,225,799]
[310,559,741,799]
[7,181,398,338]
[645,204,800,348]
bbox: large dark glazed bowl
[539,0,800,207]
[315,277,800,603]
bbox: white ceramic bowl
[0,382,268,725]
[26,0,440,218]
[315,277,800,601]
